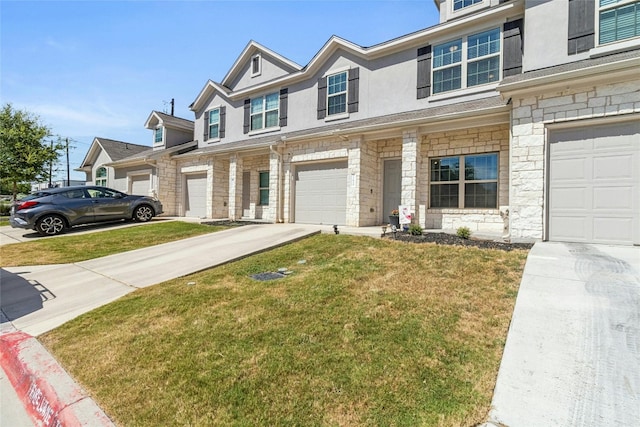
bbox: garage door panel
[549,122,639,245]
[552,216,588,240]
[593,155,632,179]
[550,158,587,181]
[593,217,634,243]
[593,186,633,210]
[295,161,347,225]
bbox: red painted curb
[0,331,114,427]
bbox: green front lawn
[0,221,224,266]
[41,234,528,426]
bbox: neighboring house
[31,180,85,192]
[85,0,640,245]
[75,138,152,194]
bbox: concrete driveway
[487,242,640,426]
[1,223,320,336]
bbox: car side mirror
[114,193,123,199]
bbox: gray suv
[10,186,163,236]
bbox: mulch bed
[383,232,533,251]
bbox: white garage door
[548,121,639,245]
[295,161,348,225]
[130,175,150,196]
[184,173,207,218]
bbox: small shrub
[456,226,471,239]
[408,223,423,236]
[0,201,11,216]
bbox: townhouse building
[96,0,639,245]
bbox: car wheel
[36,214,66,236]
[134,205,154,222]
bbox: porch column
[228,154,243,220]
[346,136,363,226]
[401,128,420,224]
[269,148,281,223]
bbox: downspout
[143,158,158,198]
[270,142,284,223]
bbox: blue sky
[1,0,439,181]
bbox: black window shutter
[317,77,327,119]
[503,19,524,77]
[219,106,226,138]
[568,0,595,55]
[416,46,432,99]
[203,111,209,141]
[279,88,288,127]
[243,99,250,134]
[348,67,359,113]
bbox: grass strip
[41,234,528,426]
[0,221,223,266]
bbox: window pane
[265,93,279,110]
[328,93,347,115]
[454,0,482,11]
[467,56,500,86]
[209,124,219,139]
[468,28,500,59]
[599,2,640,43]
[259,189,269,205]
[430,184,459,208]
[265,110,279,128]
[431,157,460,182]
[259,172,269,188]
[433,65,462,94]
[433,40,462,68]
[328,72,347,95]
[155,127,163,143]
[250,114,263,131]
[465,154,498,180]
[209,109,219,124]
[465,183,497,208]
[616,4,638,40]
[250,97,263,114]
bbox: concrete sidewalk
[1,223,321,426]
[487,242,640,426]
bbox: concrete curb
[0,329,115,427]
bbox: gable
[222,41,302,92]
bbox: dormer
[145,111,194,151]
[222,41,303,92]
[435,0,505,24]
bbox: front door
[242,172,251,217]
[383,159,402,223]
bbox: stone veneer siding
[419,124,510,232]
[156,157,178,216]
[509,80,640,241]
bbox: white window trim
[326,69,349,118]
[206,106,221,141]
[153,126,164,146]
[429,152,499,209]
[431,27,502,96]
[251,53,262,77]
[452,0,485,13]
[595,0,640,47]
[250,92,280,132]
[95,166,108,186]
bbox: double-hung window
[599,0,640,44]
[208,108,220,139]
[96,167,107,187]
[154,127,163,144]
[432,28,501,94]
[430,153,498,209]
[250,93,279,131]
[259,171,269,205]
[327,71,348,116]
[453,0,483,11]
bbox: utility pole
[66,138,70,187]
[49,140,53,188]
